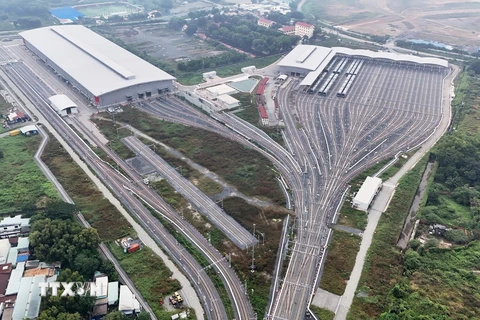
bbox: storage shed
[352,176,382,211]
[48,94,79,116]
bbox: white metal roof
[95,276,108,299]
[281,45,448,86]
[20,25,175,97]
[278,45,333,71]
[108,282,119,305]
[353,176,382,207]
[0,215,29,227]
[206,84,238,96]
[0,239,11,264]
[48,94,77,112]
[5,262,25,295]
[217,94,239,105]
[12,275,46,320]
[17,237,29,250]
[119,285,139,312]
[19,125,38,134]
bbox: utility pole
[250,243,255,272]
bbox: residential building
[295,21,315,39]
[0,216,30,239]
[280,25,296,36]
[257,17,274,28]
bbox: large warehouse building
[278,45,448,86]
[20,25,175,107]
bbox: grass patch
[94,108,285,205]
[196,177,223,196]
[175,54,281,85]
[337,203,367,230]
[108,244,186,319]
[320,231,361,295]
[310,305,335,320]
[0,135,59,213]
[348,155,429,319]
[41,134,132,241]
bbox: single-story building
[217,94,240,109]
[19,125,39,136]
[48,94,78,116]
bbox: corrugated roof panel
[20,26,175,97]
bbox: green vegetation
[0,135,58,213]
[28,203,117,319]
[41,133,185,319]
[337,203,367,230]
[199,14,300,55]
[233,92,284,145]
[310,305,335,320]
[108,244,184,319]
[350,63,480,319]
[348,155,428,319]
[320,231,361,295]
[176,54,282,85]
[41,135,131,240]
[222,197,289,317]
[94,108,285,205]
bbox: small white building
[202,71,216,80]
[241,66,256,74]
[257,17,274,28]
[108,282,119,305]
[217,95,240,109]
[352,176,382,211]
[19,125,39,136]
[48,94,79,116]
[119,285,140,315]
[205,84,238,98]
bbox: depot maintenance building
[20,25,175,107]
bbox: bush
[444,229,469,244]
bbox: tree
[74,250,101,278]
[29,218,99,264]
[444,229,469,244]
[168,17,186,30]
[185,24,198,36]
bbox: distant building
[19,125,38,137]
[295,22,315,39]
[119,285,140,315]
[352,176,382,211]
[280,25,296,36]
[202,71,217,81]
[257,17,274,28]
[216,95,240,109]
[0,216,30,239]
[258,105,269,126]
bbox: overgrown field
[320,231,361,295]
[310,305,335,320]
[108,244,184,319]
[41,133,186,319]
[94,108,285,204]
[41,135,131,240]
[348,156,428,319]
[0,135,58,212]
